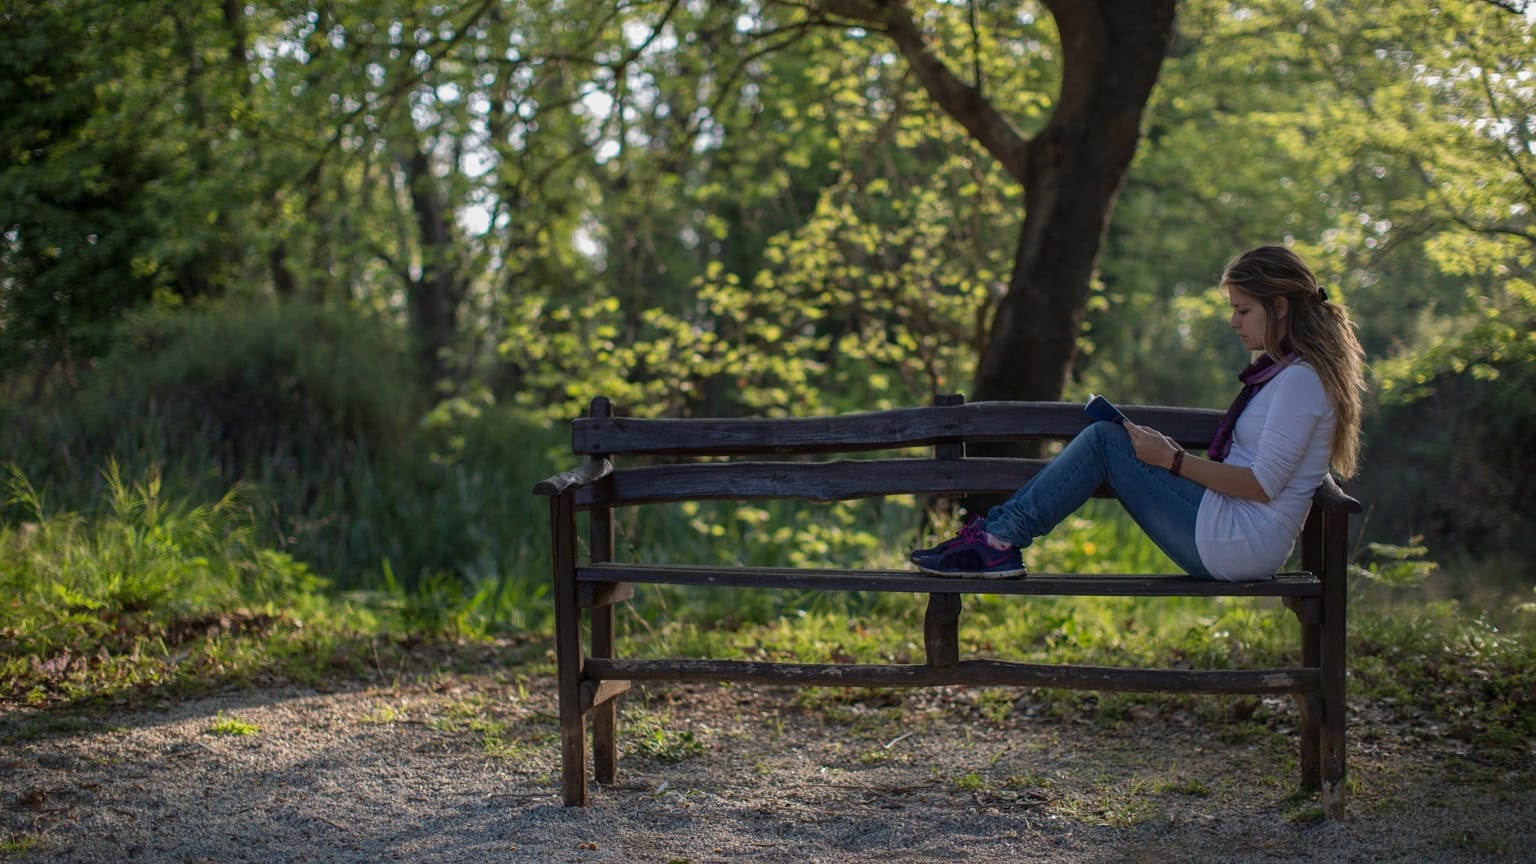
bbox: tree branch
[1478,0,1531,14]
[1472,37,1536,203]
[808,0,1031,181]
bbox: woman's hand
[1125,422,1180,470]
[1125,421,1271,501]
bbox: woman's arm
[1125,422,1271,502]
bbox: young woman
[912,245,1366,581]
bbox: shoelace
[955,517,986,545]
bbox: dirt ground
[3,668,1534,864]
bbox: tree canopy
[4,0,1535,561]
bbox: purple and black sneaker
[913,527,1027,579]
[909,516,988,568]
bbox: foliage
[1350,357,1536,561]
[1350,538,1439,590]
[497,5,1034,420]
[0,296,428,584]
[0,462,358,705]
[1095,0,1536,408]
[80,297,420,470]
[1351,598,1536,761]
[0,1,266,370]
[2,0,1535,698]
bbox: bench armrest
[533,457,613,496]
[1312,475,1362,515]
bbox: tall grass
[0,462,376,706]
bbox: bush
[1355,359,1536,568]
[1,296,433,586]
[78,297,421,474]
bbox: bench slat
[569,458,1360,513]
[584,657,1321,695]
[574,401,1223,456]
[578,563,1321,597]
[576,457,1053,507]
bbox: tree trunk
[815,0,1177,406]
[401,146,462,388]
[974,0,1176,405]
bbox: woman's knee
[1080,420,1130,450]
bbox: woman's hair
[1221,246,1367,478]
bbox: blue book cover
[1084,394,1128,425]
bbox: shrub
[75,296,421,476]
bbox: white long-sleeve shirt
[1195,362,1337,581]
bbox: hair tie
[1318,287,1329,302]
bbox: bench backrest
[569,398,1223,510]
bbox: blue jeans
[983,421,1211,577]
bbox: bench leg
[1293,513,1325,794]
[1320,632,1347,818]
[559,683,587,806]
[592,603,619,786]
[924,593,962,668]
[1285,597,1323,792]
[552,494,587,806]
[1296,691,1322,791]
[1319,513,1349,820]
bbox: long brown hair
[1221,246,1367,478]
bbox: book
[1084,393,1128,425]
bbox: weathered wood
[1313,475,1363,514]
[533,457,613,496]
[577,563,1323,598]
[551,493,586,806]
[572,401,1224,456]
[587,397,621,787]
[1320,509,1350,819]
[1295,509,1325,790]
[576,458,1052,507]
[1283,596,1322,626]
[580,679,631,712]
[923,593,962,668]
[925,392,968,531]
[578,581,635,609]
[583,657,1320,695]
[572,457,1360,512]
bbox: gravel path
[3,670,1533,863]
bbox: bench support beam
[585,657,1319,694]
[923,593,962,668]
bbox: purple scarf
[1208,349,1299,461]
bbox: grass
[953,771,987,792]
[623,703,706,763]
[0,834,45,856]
[207,712,259,736]
[0,463,393,710]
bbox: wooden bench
[533,395,1362,818]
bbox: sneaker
[914,533,1027,579]
[909,516,988,568]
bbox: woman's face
[1227,284,1272,352]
